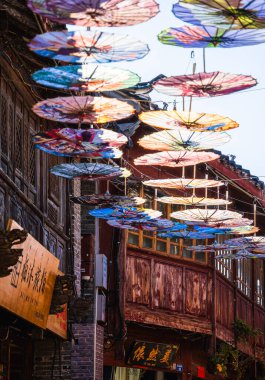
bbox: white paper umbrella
[143,178,224,189]
[170,209,243,224]
[157,196,231,206]
[138,129,231,151]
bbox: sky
[70,0,265,177]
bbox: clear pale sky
[70,0,265,177]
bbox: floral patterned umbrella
[134,151,219,167]
[50,163,129,180]
[138,129,231,152]
[143,178,224,189]
[108,218,174,231]
[158,25,265,48]
[153,72,257,97]
[173,1,265,30]
[157,196,231,206]
[27,0,159,27]
[89,207,161,221]
[170,209,243,224]
[139,110,239,132]
[28,30,149,64]
[224,236,265,249]
[32,65,140,92]
[70,194,145,207]
[33,128,127,158]
[217,250,265,259]
[33,96,135,124]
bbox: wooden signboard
[47,304,67,339]
[127,341,179,369]
[0,220,59,329]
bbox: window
[237,259,251,297]
[215,235,232,280]
[255,260,264,307]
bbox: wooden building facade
[102,129,265,380]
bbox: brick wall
[71,324,104,380]
[32,337,72,380]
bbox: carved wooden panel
[254,307,265,347]
[153,263,183,312]
[126,256,151,306]
[237,294,253,326]
[216,278,234,329]
[185,269,208,317]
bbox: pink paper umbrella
[153,71,257,97]
[134,151,219,167]
[27,0,159,27]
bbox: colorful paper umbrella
[108,218,174,231]
[32,65,140,92]
[217,250,265,259]
[173,1,265,30]
[189,218,253,228]
[28,30,149,64]
[153,72,257,97]
[50,163,127,180]
[224,236,265,248]
[27,0,159,27]
[32,96,135,124]
[33,128,127,158]
[158,25,265,48]
[229,226,259,235]
[187,243,242,252]
[139,110,239,132]
[157,196,231,206]
[143,178,224,189]
[138,129,231,152]
[170,209,243,224]
[70,194,145,207]
[134,151,219,167]
[89,207,162,221]
[158,230,214,239]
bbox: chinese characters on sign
[0,220,59,329]
[127,341,179,369]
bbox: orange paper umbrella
[157,196,231,206]
[134,151,219,167]
[143,178,224,189]
[32,95,135,124]
[153,71,257,97]
[139,110,238,132]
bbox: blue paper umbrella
[193,226,231,235]
[158,25,265,48]
[28,30,149,64]
[89,207,162,221]
[172,1,265,30]
[32,65,140,92]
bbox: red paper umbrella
[32,96,135,124]
[33,127,127,157]
[134,151,219,167]
[153,71,257,97]
[27,0,159,27]
[143,178,224,189]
